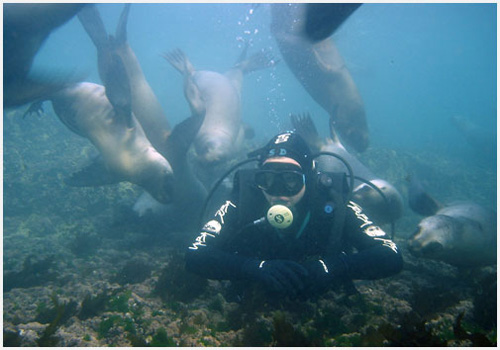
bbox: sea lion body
[50,82,174,203]
[77,4,171,156]
[4,3,85,108]
[191,70,242,164]
[271,3,368,152]
[408,202,497,267]
[165,48,271,166]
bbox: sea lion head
[352,179,403,225]
[136,155,175,204]
[408,215,458,261]
[195,136,232,165]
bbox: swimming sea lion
[33,74,175,204]
[4,3,85,108]
[271,3,368,152]
[132,114,208,231]
[164,46,273,166]
[291,113,403,225]
[77,4,172,156]
[408,202,497,268]
[304,3,362,43]
[407,178,496,267]
[450,115,496,156]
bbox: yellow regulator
[267,204,293,229]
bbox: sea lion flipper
[304,3,362,42]
[233,48,278,75]
[115,3,131,45]
[290,113,323,152]
[407,175,442,216]
[77,4,108,49]
[163,49,195,76]
[101,52,133,128]
[165,114,204,169]
[65,156,121,187]
[23,101,45,118]
[163,49,205,116]
[5,72,82,110]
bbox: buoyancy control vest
[232,169,350,256]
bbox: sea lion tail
[115,4,131,45]
[290,113,323,152]
[162,49,195,76]
[4,73,84,110]
[328,118,343,146]
[165,114,204,169]
[304,3,362,42]
[234,48,278,75]
[102,52,133,128]
[78,4,109,49]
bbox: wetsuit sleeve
[185,199,252,280]
[323,201,403,280]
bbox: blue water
[4,4,497,345]
[29,3,497,172]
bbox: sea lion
[29,57,176,205]
[408,202,497,268]
[291,113,403,225]
[4,3,85,108]
[304,3,362,43]
[271,3,368,152]
[164,47,273,166]
[407,178,497,267]
[450,115,496,156]
[77,4,172,156]
[132,113,208,231]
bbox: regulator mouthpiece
[267,204,293,229]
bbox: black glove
[302,259,337,294]
[241,259,309,296]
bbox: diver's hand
[302,259,337,294]
[241,259,309,296]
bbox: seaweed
[4,255,58,292]
[149,328,177,347]
[35,297,77,325]
[78,291,111,320]
[108,289,132,313]
[154,253,207,303]
[112,259,152,285]
[376,311,446,346]
[36,293,78,346]
[97,315,124,339]
[3,330,22,347]
[68,229,101,257]
[410,284,461,318]
[272,311,310,346]
[454,312,495,347]
[472,272,497,330]
[78,289,132,320]
[237,318,273,346]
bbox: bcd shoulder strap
[232,169,267,225]
[314,172,349,254]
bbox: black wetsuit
[186,170,403,295]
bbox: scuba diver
[186,131,403,298]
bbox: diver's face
[257,157,306,208]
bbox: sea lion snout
[195,137,231,165]
[408,233,444,258]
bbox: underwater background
[3,3,497,346]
